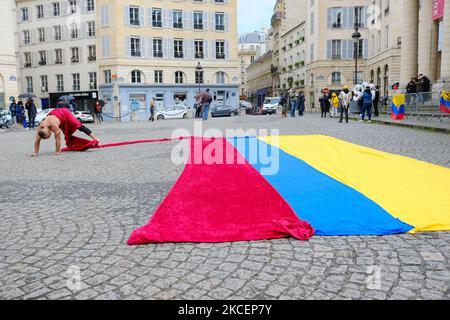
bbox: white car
[74,111,94,123]
[156,104,189,120]
[35,108,55,125]
[262,97,281,115]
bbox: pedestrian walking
[280,93,288,117]
[361,86,373,122]
[95,101,104,124]
[290,91,298,117]
[25,99,37,129]
[298,91,305,116]
[373,85,380,117]
[9,99,16,125]
[148,98,155,122]
[202,89,213,121]
[16,101,25,126]
[338,85,352,123]
[330,92,339,118]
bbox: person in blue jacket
[15,101,25,125]
[361,86,373,123]
[9,99,17,124]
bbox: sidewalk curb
[349,117,450,134]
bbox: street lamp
[196,62,203,93]
[352,26,362,85]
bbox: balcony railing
[153,51,163,58]
[24,63,32,68]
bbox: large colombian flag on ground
[128,136,450,245]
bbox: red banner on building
[433,0,445,20]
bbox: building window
[70,23,79,39]
[71,47,80,63]
[173,10,183,29]
[174,39,184,58]
[152,8,162,27]
[154,70,163,83]
[216,72,226,84]
[354,6,364,27]
[39,51,47,65]
[54,25,62,41]
[332,40,341,59]
[56,74,64,92]
[69,0,77,14]
[26,77,33,93]
[331,72,341,84]
[36,5,44,19]
[89,72,97,90]
[193,11,203,30]
[41,75,48,92]
[331,7,343,28]
[153,38,163,57]
[88,21,96,37]
[215,0,225,3]
[52,2,60,16]
[21,8,29,22]
[55,49,63,64]
[86,0,95,12]
[175,71,184,84]
[24,53,32,67]
[130,37,141,57]
[129,6,140,26]
[38,28,46,42]
[195,71,204,84]
[88,45,96,61]
[72,73,80,91]
[22,30,31,45]
[354,39,364,59]
[215,12,225,31]
[194,40,204,58]
[104,70,111,84]
[131,70,142,83]
[216,41,225,59]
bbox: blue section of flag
[229,137,414,236]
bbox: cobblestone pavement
[0,115,449,300]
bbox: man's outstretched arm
[33,134,41,157]
[54,129,62,155]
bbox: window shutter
[139,7,145,26]
[102,36,110,58]
[211,40,216,59]
[124,6,130,26]
[349,6,355,28]
[140,37,145,57]
[343,7,349,28]
[210,12,215,30]
[168,38,174,59]
[101,5,109,26]
[148,38,153,58]
[326,40,332,60]
[162,9,168,28]
[327,8,332,29]
[203,12,208,30]
[361,6,367,28]
[204,39,209,59]
[168,10,173,28]
[225,40,230,60]
[148,8,152,26]
[183,38,188,58]
[363,39,368,59]
[126,36,131,57]
[183,11,188,29]
[225,13,230,32]
[163,38,169,58]
[47,50,53,65]
[191,40,195,59]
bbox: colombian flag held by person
[440,91,450,114]
[391,94,406,120]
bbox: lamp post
[352,26,362,85]
[196,62,203,93]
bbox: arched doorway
[383,65,389,95]
[376,67,381,88]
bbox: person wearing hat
[338,85,352,123]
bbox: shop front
[48,91,99,112]
[98,84,240,122]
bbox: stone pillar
[400,0,419,86]
[418,0,439,81]
[440,0,450,86]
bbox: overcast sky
[237,0,275,34]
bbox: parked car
[74,111,94,123]
[262,97,281,115]
[155,104,189,120]
[239,101,253,114]
[211,105,238,117]
[34,108,55,125]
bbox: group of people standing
[9,98,37,129]
[406,73,432,104]
[194,89,213,120]
[280,90,305,117]
[319,84,381,123]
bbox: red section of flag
[127,137,314,244]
